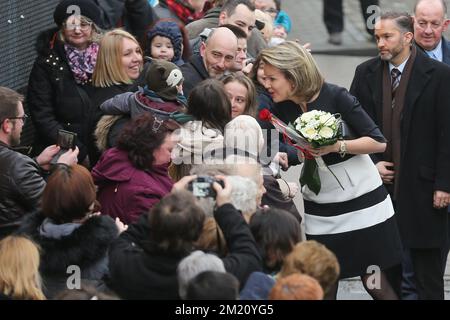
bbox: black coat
[180,53,209,98]
[95,0,155,43]
[108,203,262,299]
[350,49,450,248]
[17,212,119,299]
[85,60,150,167]
[86,84,136,167]
[0,142,46,236]
[27,28,94,161]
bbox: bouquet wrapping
[259,109,343,195]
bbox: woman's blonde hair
[93,29,143,88]
[58,15,102,44]
[279,240,340,295]
[0,236,45,300]
[259,41,324,103]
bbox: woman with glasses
[27,0,103,165]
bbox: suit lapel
[441,37,450,65]
[365,60,383,125]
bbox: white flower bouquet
[290,110,343,195]
[259,109,343,195]
[292,110,341,148]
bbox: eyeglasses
[8,114,28,124]
[263,8,278,14]
[64,22,92,31]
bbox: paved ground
[286,0,450,55]
[280,1,450,299]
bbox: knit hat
[53,0,102,28]
[146,59,184,101]
[147,21,184,66]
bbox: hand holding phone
[50,129,77,164]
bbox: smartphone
[51,129,77,164]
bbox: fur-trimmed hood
[95,115,123,153]
[17,211,118,274]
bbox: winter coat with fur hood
[17,212,119,299]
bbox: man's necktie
[391,68,401,108]
[427,51,438,60]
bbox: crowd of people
[1,0,450,301]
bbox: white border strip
[305,195,395,235]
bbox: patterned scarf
[160,0,205,24]
[64,42,99,85]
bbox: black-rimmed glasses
[8,114,28,124]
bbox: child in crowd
[145,19,191,66]
[95,59,187,152]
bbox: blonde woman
[259,41,402,300]
[27,0,103,163]
[88,29,145,166]
[0,236,45,300]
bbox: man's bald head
[200,27,238,78]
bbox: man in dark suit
[414,0,450,63]
[350,12,450,299]
[402,0,450,300]
[180,27,237,97]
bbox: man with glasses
[0,87,78,239]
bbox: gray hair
[177,250,226,299]
[228,175,258,216]
[379,12,414,33]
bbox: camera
[188,176,225,198]
[50,129,77,164]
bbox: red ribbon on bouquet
[259,109,313,160]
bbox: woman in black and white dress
[259,41,402,300]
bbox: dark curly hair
[116,113,172,170]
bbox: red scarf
[161,0,205,24]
